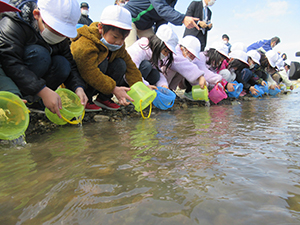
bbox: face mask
[249,64,255,69]
[119,3,125,7]
[81,9,89,16]
[186,56,193,62]
[41,28,66,45]
[223,40,228,44]
[100,37,123,51]
[207,0,215,6]
[160,53,167,60]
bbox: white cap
[156,24,178,54]
[179,35,200,59]
[266,50,279,68]
[229,50,249,65]
[285,59,291,67]
[211,41,229,59]
[100,5,132,30]
[231,42,247,52]
[276,58,284,70]
[247,50,261,65]
[38,0,80,38]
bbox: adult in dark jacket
[183,0,215,51]
[0,0,87,117]
[77,2,93,26]
[124,0,200,47]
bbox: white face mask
[207,0,215,6]
[81,9,89,16]
[160,53,167,60]
[119,3,125,7]
[41,28,66,45]
[186,56,193,62]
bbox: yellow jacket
[71,22,142,95]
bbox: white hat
[229,50,249,65]
[247,50,261,65]
[285,59,291,67]
[276,58,284,70]
[156,24,178,54]
[179,35,200,59]
[231,42,247,52]
[211,41,229,59]
[100,5,132,30]
[266,50,279,68]
[38,0,80,38]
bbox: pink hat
[0,1,21,13]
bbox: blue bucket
[227,81,243,98]
[258,83,269,94]
[152,87,176,110]
[251,84,264,98]
[269,87,281,96]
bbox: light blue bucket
[227,81,243,98]
[251,84,264,98]
[258,83,269,94]
[269,87,281,96]
[152,87,176,110]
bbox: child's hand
[249,86,258,95]
[147,85,158,90]
[269,84,280,90]
[290,85,294,90]
[261,81,267,86]
[112,86,133,106]
[198,76,206,89]
[38,87,62,118]
[75,87,88,107]
[161,85,169,89]
[227,82,236,92]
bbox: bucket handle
[61,110,85,125]
[157,92,174,109]
[139,99,151,119]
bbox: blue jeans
[85,58,127,102]
[0,65,21,97]
[23,45,71,92]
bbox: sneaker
[239,90,247,97]
[183,91,195,101]
[85,102,102,112]
[94,98,120,111]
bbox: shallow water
[1,92,300,225]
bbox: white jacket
[278,69,293,87]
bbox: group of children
[0,0,294,123]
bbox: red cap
[0,1,21,13]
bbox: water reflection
[0,94,300,224]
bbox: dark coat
[124,0,185,31]
[183,1,212,51]
[78,14,93,26]
[0,12,85,96]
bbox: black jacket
[78,14,93,26]
[0,12,85,96]
[183,1,212,49]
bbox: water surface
[1,92,300,225]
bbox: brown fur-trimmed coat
[71,22,142,95]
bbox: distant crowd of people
[0,0,293,119]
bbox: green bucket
[127,82,157,112]
[0,91,30,140]
[45,88,84,125]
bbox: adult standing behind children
[247,36,281,53]
[183,0,215,51]
[71,5,145,111]
[0,0,88,118]
[77,2,93,26]
[124,0,200,48]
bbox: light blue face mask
[100,37,123,52]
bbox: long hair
[147,34,173,73]
[228,58,249,75]
[204,48,225,71]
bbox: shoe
[239,90,247,97]
[85,102,102,112]
[183,91,195,101]
[94,98,120,110]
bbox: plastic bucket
[251,84,264,98]
[152,87,176,110]
[45,88,84,125]
[227,81,243,98]
[0,91,30,140]
[269,87,281,96]
[127,82,157,112]
[192,85,209,101]
[258,83,269,94]
[208,83,227,104]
